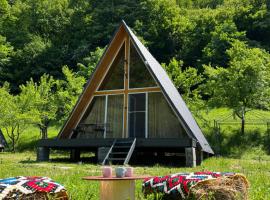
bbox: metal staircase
[102,138,136,165]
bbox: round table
[82,175,150,200]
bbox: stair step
[102,138,136,165]
[114,144,132,147]
[115,140,133,144]
[108,158,125,161]
[110,152,128,155]
[114,146,131,148]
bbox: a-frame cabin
[37,21,213,167]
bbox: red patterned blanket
[0,176,68,199]
[143,172,235,199]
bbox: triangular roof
[58,21,214,154]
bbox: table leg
[100,180,135,200]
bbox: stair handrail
[102,139,116,165]
[124,138,136,165]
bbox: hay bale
[3,191,69,200]
[189,174,249,200]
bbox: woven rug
[0,176,68,200]
[142,172,248,200]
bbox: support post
[98,147,110,164]
[185,147,196,167]
[70,149,81,161]
[196,149,204,165]
[37,147,50,161]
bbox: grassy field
[1,108,270,199]
[0,151,270,199]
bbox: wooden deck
[37,138,196,150]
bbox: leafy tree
[176,0,224,9]
[134,0,183,63]
[0,0,269,95]
[202,20,246,67]
[204,40,270,134]
[162,58,205,113]
[20,74,58,139]
[0,83,33,151]
[77,46,105,79]
[0,35,13,68]
[0,0,9,16]
[57,66,86,123]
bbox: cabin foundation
[36,147,50,161]
[97,147,110,164]
[70,149,81,161]
[185,147,196,167]
[196,149,204,165]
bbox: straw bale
[188,174,249,200]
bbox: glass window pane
[99,43,125,90]
[106,95,124,138]
[129,93,146,112]
[129,41,157,88]
[148,92,186,138]
[129,112,145,138]
[128,93,146,138]
[78,96,105,138]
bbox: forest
[0,0,270,151]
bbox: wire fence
[213,112,270,155]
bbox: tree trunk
[11,135,15,153]
[241,107,245,135]
[241,117,245,135]
[39,118,49,139]
[41,126,48,139]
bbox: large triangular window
[129,41,157,88]
[99,43,125,90]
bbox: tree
[0,35,13,68]
[20,74,58,139]
[77,46,105,79]
[162,58,205,113]
[202,20,246,67]
[57,66,86,123]
[19,65,85,139]
[204,40,270,134]
[0,83,33,151]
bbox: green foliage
[204,40,270,133]
[204,40,270,111]
[163,58,204,105]
[20,74,58,139]
[57,66,86,123]
[0,83,34,151]
[0,0,269,91]
[202,20,246,67]
[176,0,224,9]
[0,0,9,15]
[0,35,13,67]
[162,58,205,113]
[77,46,105,79]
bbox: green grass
[195,108,270,157]
[1,108,270,199]
[4,125,60,152]
[0,151,270,199]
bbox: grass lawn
[0,152,270,200]
[1,108,270,199]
